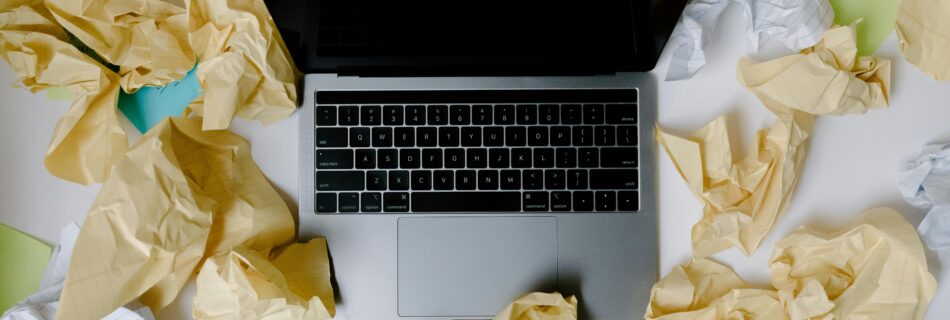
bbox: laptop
[269,0,685,318]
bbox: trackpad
[398,217,558,317]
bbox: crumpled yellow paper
[495,292,578,320]
[0,0,299,185]
[895,0,950,81]
[738,24,891,115]
[194,239,334,320]
[645,208,937,320]
[57,117,299,320]
[656,105,813,258]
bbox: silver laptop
[283,0,686,318]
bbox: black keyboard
[314,89,640,214]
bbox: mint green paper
[46,86,73,101]
[830,0,898,56]
[118,65,201,133]
[0,223,51,312]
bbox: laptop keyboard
[313,90,640,214]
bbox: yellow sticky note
[0,224,51,312]
[495,292,578,320]
[895,0,950,81]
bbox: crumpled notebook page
[895,0,950,81]
[665,0,833,80]
[494,292,578,320]
[57,117,295,320]
[193,239,334,320]
[899,143,950,251]
[656,105,813,258]
[738,24,892,116]
[645,207,937,320]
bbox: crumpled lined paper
[646,208,937,320]
[665,0,833,80]
[656,105,813,258]
[1,223,155,320]
[895,0,950,81]
[495,292,578,320]
[738,24,892,116]
[0,0,299,185]
[899,143,950,251]
[194,240,334,320]
[57,117,301,320]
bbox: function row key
[316,104,637,126]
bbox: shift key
[317,171,365,190]
[590,169,638,189]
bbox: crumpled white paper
[899,143,950,251]
[0,223,154,320]
[665,0,834,80]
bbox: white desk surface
[2,9,948,319]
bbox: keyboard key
[556,148,576,168]
[378,149,399,169]
[433,170,454,190]
[389,170,410,190]
[317,171,364,191]
[450,105,470,124]
[467,148,488,168]
[367,170,387,190]
[484,127,504,146]
[372,127,393,147]
[545,170,566,189]
[445,148,465,168]
[590,169,638,189]
[500,170,521,189]
[317,106,337,126]
[489,148,510,168]
[528,127,548,146]
[579,148,599,167]
[533,148,554,168]
[601,148,638,167]
[339,106,359,125]
[316,128,347,147]
[422,149,443,168]
[596,191,616,211]
[568,170,588,189]
[361,105,381,125]
[356,149,376,169]
[583,104,604,124]
[573,191,594,211]
[428,105,448,125]
[512,148,532,168]
[550,126,571,146]
[478,170,499,190]
[384,105,404,125]
[336,193,359,212]
[472,105,493,124]
[316,193,337,213]
[412,192,521,212]
[561,104,582,124]
[456,170,477,190]
[417,127,437,147]
[505,127,527,146]
[618,126,638,146]
[461,127,481,146]
[595,126,615,146]
[524,191,549,211]
[606,104,637,124]
[517,104,537,124]
[439,127,460,147]
[551,192,571,211]
[539,104,559,124]
[350,127,370,147]
[618,191,639,211]
[316,149,353,169]
[362,193,382,212]
[523,170,543,189]
[406,105,426,125]
[572,126,592,146]
[400,149,420,168]
[395,127,414,147]
[412,171,432,190]
[495,104,514,124]
[384,192,410,212]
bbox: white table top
[2,8,948,319]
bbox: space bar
[411,192,521,212]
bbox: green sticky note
[830,0,898,56]
[118,65,201,133]
[0,224,51,312]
